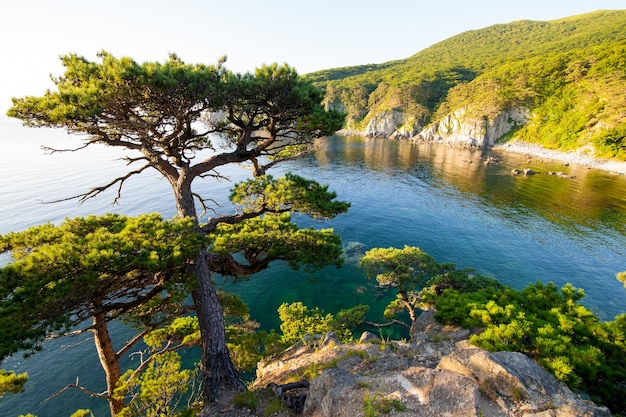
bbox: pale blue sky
[1,0,625,114]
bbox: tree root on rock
[268,380,310,413]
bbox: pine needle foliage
[424,274,626,413]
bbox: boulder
[358,331,380,343]
[302,340,610,417]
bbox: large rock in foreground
[253,311,610,417]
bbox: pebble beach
[494,139,626,175]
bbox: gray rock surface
[346,106,529,148]
[364,110,407,137]
[252,310,611,417]
[417,107,529,148]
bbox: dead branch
[42,377,109,403]
[363,319,411,329]
[116,305,194,359]
[123,340,191,383]
[268,380,310,413]
[117,327,156,360]
[197,169,230,182]
[120,155,149,165]
[41,163,152,205]
[192,192,218,218]
[41,142,92,154]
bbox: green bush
[277,302,368,345]
[232,391,259,410]
[428,274,626,413]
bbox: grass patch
[232,390,259,410]
[363,392,407,416]
[263,396,286,416]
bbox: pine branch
[116,305,194,359]
[41,142,91,154]
[201,209,266,233]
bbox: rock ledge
[251,310,610,417]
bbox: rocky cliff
[343,106,530,149]
[214,310,610,417]
[417,107,529,148]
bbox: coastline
[493,139,626,175]
[337,130,626,175]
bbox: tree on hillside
[7,51,347,405]
[359,246,450,326]
[0,214,202,415]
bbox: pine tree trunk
[400,291,418,324]
[173,173,198,220]
[192,248,246,404]
[173,178,245,404]
[92,312,125,417]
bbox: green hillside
[307,10,626,160]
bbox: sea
[1,118,625,416]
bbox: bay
[1,119,625,416]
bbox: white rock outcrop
[353,106,529,148]
[364,110,406,137]
[418,107,530,148]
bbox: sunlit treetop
[8,52,344,177]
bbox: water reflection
[302,135,626,320]
[315,135,626,236]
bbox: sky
[1,0,625,115]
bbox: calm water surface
[1,120,625,416]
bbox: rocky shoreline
[209,310,610,416]
[493,139,626,175]
[336,131,626,175]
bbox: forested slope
[307,10,626,160]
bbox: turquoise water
[1,121,625,416]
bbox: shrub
[428,273,626,413]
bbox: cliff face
[418,107,529,148]
[364,110,406,138]
[250,310,610,417]
[346,106,529,148]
